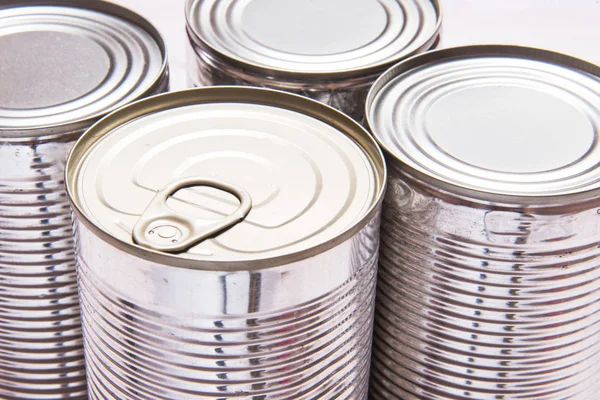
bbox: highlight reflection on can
[185,0,441,121]
[66,87,386,399]
[0,1,168,398]
[366,45,600,400]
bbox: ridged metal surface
[0,138,87,399]
[370,163,600,399]
[0,76,169,399]
[0,0,169,394]
[75,210,380,399]
[186,43,374,122]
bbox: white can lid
[67,87,386,268]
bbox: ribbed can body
[0,84,169,400]
[186,42,373,122]
[0,138,86,399]
[371,163,600,400]
[76,210,381,399]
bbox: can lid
[185,0,441,80]
[0,1,166,138]
[367,45,600,198]
[66,87,385,268]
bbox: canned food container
[366,45,600,399]
[65,87,386,399]
[0,1,168,398]
[185,0,441,121]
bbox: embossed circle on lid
[0,2,165,135]
[69,89,383,264]
[185,0,441,77]
[367,46,600,197]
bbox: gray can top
[185,0,441,81]
[367,45,600,199]
[66,87,385,270]
[0,0,167,139]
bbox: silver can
[185,0,441,121]
[0,1,168,398]
[65,87,386,399]
[366,45,600,399]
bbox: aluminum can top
[185,0,441,82]
[66,86,386,270]
[0,0,168,140]
[367,45,600,202]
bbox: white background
[109,0,600,90]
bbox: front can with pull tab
[66,87,386,399]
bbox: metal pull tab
[132,178,252,253]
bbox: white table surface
[110,0,600,91]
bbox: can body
[0,1,169,396]
[75,210,381,399]
[186,44,374,122]
[365,45,600,400]
[64,87,386,399]
[370,164,600,400]
[0,138,86,399]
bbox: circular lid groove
[367,46,600,198]
[185,0,441,80]
[0,1,167,138]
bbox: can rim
[366,44,600,206]
[0,0,169,141]
[66,86,387,271]
[184,0,442,83]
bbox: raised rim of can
[66,86,387,271]
[366,44,600,207]
[184,0,443,83]
[0,0,169,142]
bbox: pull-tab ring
[132,178,252,253]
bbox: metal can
[366,45,600,399]
[65,87,386,399]
[0,1,168,398]
[185,0,441,122]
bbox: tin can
[65,87,386,399]
[366,46,600,399]
[185,0,441,121]
[0,1,168,398]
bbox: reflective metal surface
[367,46,600,400]
[367,45,600,197]
[185,0,441,120]
[66,87,386,399]
[0,1,168,398]
[0,0,168,138]
[0,139,87,400]
[76,208,381,399]
[371,165,600,400]
[187,56,374,122]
